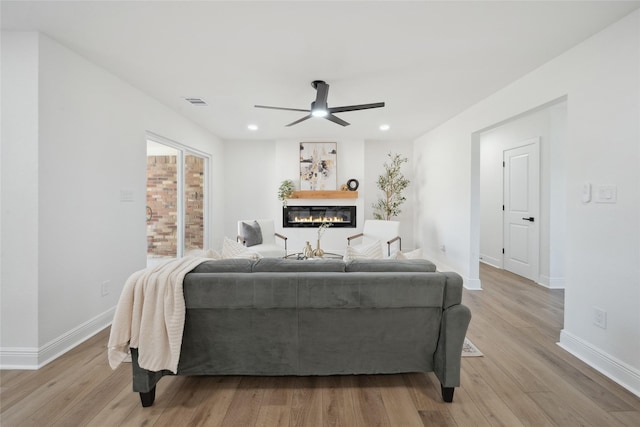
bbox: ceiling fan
[255,80,385,127]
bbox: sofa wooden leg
[139,386,156,407]
[441,385,455,403]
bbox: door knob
[522,217,535,222]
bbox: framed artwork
[299,142,337,190]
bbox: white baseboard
[0,347,40,369]
[0,307,115,370]
[538,274,565,289]
[426,255,483,291]
[558,330,640,398]
[479,255,502,269]
[464,277,483,290]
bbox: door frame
[473,96,567,291]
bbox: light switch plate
[595,185,617,203]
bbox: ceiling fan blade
[285,114,312,127]
[328,102,385,113]
[255,105,310,113]
[325,114,350,127]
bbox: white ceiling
[2,1,639,141]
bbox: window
[146,133,209,265]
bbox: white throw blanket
[108,256,208,373]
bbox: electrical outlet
[101,280,110,297]
[593,307,607,329]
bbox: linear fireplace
[283,206,356,228]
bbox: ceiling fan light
[311,109,328,118]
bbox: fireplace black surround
[283,206,356,228]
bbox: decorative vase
[303,241,313,258]
[312,240,324,258]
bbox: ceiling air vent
[184,97,208,106]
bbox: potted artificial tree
[372,153,410,220]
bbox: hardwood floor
[2,263,639,426]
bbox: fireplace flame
[292,216,345,223]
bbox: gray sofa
[131,258,471,406]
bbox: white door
[503,139,540,281]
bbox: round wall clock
[346,179,359,191]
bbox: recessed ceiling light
[379,124,390,131]
[247,124,258,131]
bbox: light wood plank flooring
[2,263,639,426]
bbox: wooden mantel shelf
[291,190,358,199]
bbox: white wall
[414,10,639,394]
[479,101,567,288]
[1,32,40,358]
[223,138,364,253]
[0,32,225,368]
[222,138,414,254]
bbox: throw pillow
[222,236,262,260]
[396,248,423,259]
[343,240,383,262]
[204,249,221,259]
[241,221,263,247]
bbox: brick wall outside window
[184,155,204,251]
[146,155,204,256]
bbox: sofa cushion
[343,240,383,262]
[241,221,263,247]
[297,272,446,308]
[184,273,298,309]
[345,259,437,273]
[252,258,345,272]
[222,237,262,259]
[189,258,255,273]
[395,248,424,260]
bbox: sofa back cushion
[252,258,346,272]
[297,272,446,308]
[189,258,255,273]
[345,259,436,273]
[184,269,463,309]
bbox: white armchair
[237,219,288,258]
[347,220,401,257]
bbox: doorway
[478,99,566,288]
[146,135,208,266]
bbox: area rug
[461,338,483,357]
